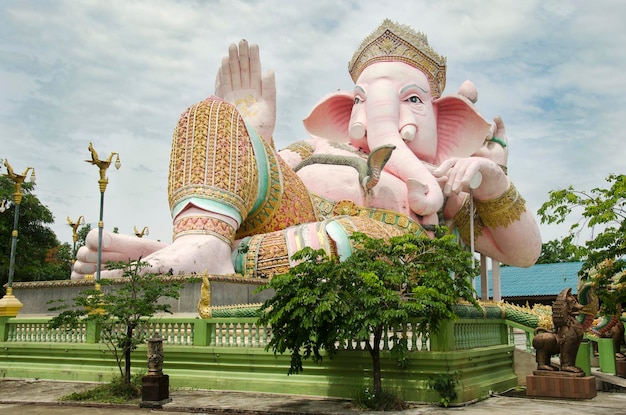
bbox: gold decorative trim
[167,98,258,220]
[311,196,424,236]
[173,215,236,244]
[12,273,271,288]
[283,140,315,160]
[236,141,284,237]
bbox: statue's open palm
[215,40,276,143]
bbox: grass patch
[60,374,142,404]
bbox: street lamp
[134,226,149,238]
[85,142,120,287]
[67,215,85,265]
[0,159,36,316]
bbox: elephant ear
[303,91,353,142]
[434,95,492,165]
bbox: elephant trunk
[363,88,443,216]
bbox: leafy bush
[429,372,458,407]
[61,374,143,403]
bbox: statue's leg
[234,213,423,278]
[140,97,267,275]
[141,96,316,276]
[72,97,317,279]
[558,327,584,373]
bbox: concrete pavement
[1,378,626,414]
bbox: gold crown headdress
[348,19,447,98]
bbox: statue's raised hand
[215,40,277,143]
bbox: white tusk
[349,122,365,139]
[401,125,416,142]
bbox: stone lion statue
[532,288,585,374]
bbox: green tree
[49,260,183,393]
[538,173,626,313]
[43,242,73,278]
[257,232,478,405]
[76,223,91,250]
[0,176,69,292]
[536,238,586,264]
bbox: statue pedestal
[616,359,626,378]
[140,374,171,408]
[526,372,596,399]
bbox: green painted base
[0,342,517,404]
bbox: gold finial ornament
[197,273,212,319]
[134,226,149,238]
[348,19,447,98]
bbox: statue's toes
[562,366,583,373]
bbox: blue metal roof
[477,261,584,297]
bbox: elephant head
[303,20,491,217]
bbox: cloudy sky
[1,0,624,249]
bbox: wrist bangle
[474,182,526,228]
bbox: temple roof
[477,261,584,299]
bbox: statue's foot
[71,231,236,278]
[561,365,583,374]
[71,230,169,279]
[138,234,236,276]
[536,364,558,371]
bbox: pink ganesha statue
[72,19,541,280]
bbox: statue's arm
[434,116,541,267]
[443,171,541,267]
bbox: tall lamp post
[85,142,120,288]
[0,159,36,316]
[67,215,85,265]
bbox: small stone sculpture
[142,332,170,408]
[147,332,164,376]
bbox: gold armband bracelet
[474,182,526,228]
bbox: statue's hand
[472,115,508,166]
[433,156,508,201]
[406,178,444,216]
[215,39,277,143]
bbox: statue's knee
[168,96,259,219]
